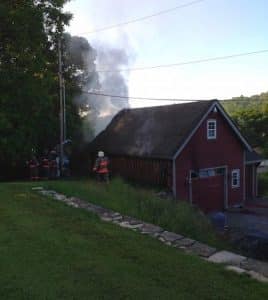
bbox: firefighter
[41,152,50,179]
[93,151,109,182]
[49,150,58,179]
[27,155,39,180]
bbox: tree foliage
[222,93,268,157]
[0,0,82,178]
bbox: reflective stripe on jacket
[42,158,50,168]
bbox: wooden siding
[175,110,244,208]
[104,156,172,188]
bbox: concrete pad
[208,251,246,266]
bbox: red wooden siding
[108,156,172,188]
[192,174,224,213]
[175,110,244,209]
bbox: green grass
[39,178,228,249]
[0,182,268,299]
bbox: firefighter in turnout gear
[41,152,50,179]
[93,151,109,182]
[27,156,39,180]
[49,150,58,179]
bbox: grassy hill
[1,181,268,299]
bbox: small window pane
[207,120,216,139]
[231,169,240,188]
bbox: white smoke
[65,32,135,141]
[75,37,135,140]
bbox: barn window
[231,169,240,188]
[207,119,217,139]
[199,168,216,178]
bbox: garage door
[191,168,225,213]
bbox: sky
[64,0,268,108]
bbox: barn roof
[89,100,217,159]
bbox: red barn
[90,100,262,212]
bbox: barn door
[190,168,226,213]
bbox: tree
[222,93,268,157]
[0,0,82,179]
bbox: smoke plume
[66,34,134,141]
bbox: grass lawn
[0,182,267,299]
[42,178,228,249]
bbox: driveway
[226,212,268,235]
[225,200,268,260]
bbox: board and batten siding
[175,110,244,207]
[108,156,172,188]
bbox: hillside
[221,92,268,114]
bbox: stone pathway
[32,187,268,283]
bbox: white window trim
[231,169,240,188]
[207,119,217,140]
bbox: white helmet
[98,151,104,157]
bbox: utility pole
[58,37,64,176]
[63,78,66,141]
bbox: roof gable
[173,101,252,159]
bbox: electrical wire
[95,49,268,73]
[77,0,205,35]
[81,90,202,101]
[81,90,268,103]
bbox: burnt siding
[109,156,172,188]
[175,110,244,206]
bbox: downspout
[189,170,192,204]
[224,167,228,209]
[243,150,246,205]
[256,164,258,197]
[172,158,177,198]
[252,164,255,198]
